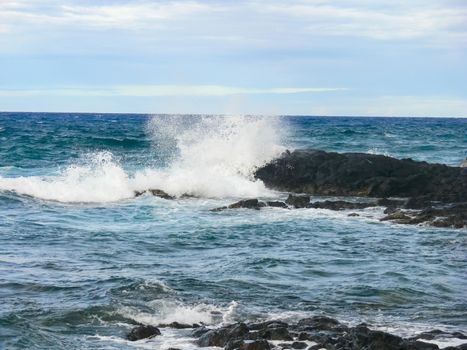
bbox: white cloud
[303,95,467,117]
[0,85,347,97]
[0,0,465,46]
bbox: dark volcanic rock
[197,323,249,347]
[380,203,467,228]
[286,194,310,208]
[295,316,342,331]
[126,325,161,341]
[191,326,211,338]
[266,201,288,208]
[254,149,467,203]
[255,327,293,341]
[308,200,376,210]
[226,339,271,350]
[380,210,412,223]
[158,321,195,329]
[191,318,467,350]
[290,341,307,349]
[211,199,267,212]
[148,189,175,200]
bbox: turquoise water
[0,114,466,349]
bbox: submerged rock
[380,203,467,228]
[158,321,197,329]
[211,199,267,212]
[126,324,161,341]
[266,201,288,208]
[134,189,175,200]
[308,200,376,210]
[149,189,175,200]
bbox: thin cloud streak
[0,0,465,46]
[0,85,348,97]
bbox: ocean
[0,113,466,349]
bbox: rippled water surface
[0,113,466,349]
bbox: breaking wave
[0,116,285,203]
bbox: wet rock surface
[126,324,161,341]
[286,194,311,208]
[140,316,467,349]
[254,149,467,203]
[211,199,267,211]
[308,200,376,210]
[134,189,175,200]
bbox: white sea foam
[0,152,134,203]
[0,116,285,203]
[118,303,217,326]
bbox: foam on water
[0,116,285,202]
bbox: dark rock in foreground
[128,316,467,350]
[254,149,467,204]
[188,316,467,350]
[127,324,161,341]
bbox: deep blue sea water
[0,113,466,349]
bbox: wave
[0,116,285,203]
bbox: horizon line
[0,111,466,119]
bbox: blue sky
[0,0,466,116]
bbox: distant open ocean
[0,113,466,349]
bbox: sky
[0,0,466,116]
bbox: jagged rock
[190,318,467,350]
[249,320,289,330]
[191,326,210,338]
[380,210,412,222]
[157,321,195,329]
[266,201,288,208]
[286,194,310,208]
[126,325,161,341]
[308,200,375,210]
[226,339,271,350]
[229,199,266,209]
[254,149,467,203]
[148,189,175,200]
[211,199,267,212]
[295,316,342,331]
[197,323,249,347]
[348,213,360,217]
[256,327,293,341]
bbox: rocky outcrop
[285,194,310,208]
[210,196,466,228]
[211,199,267,212]
[126,324,161,341]
[308,200,376,210]
[134,189,175,200]
[380,203,467,228]
[189,316,467,350]
[124,316,466,349]
[254,149,467,204]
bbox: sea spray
[0,115,286,202]
[134,115,286,198]
[0,151,134,203]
